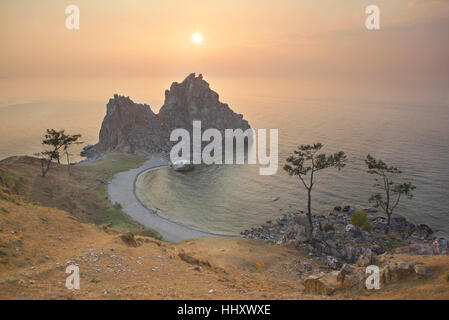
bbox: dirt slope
[0,190,316,299]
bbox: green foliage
[82,154,162,241]
[351,211,371,231]
[446,273,449,282]
[36,129,83,176]
[365,154,416,227]
[284,143,347,179]
[283,142,347,233]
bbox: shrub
[351,211,371,231]
[446,273,449,282]
[323,224,335,232]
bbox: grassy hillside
[0,154,161,239]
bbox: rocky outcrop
[95,95,166,156]
[159,73,249,134]
[304,272,338,295]
[242,207,447,269]
[84,74,250,158]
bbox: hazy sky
[1,0,448,104]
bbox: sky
[0,0,448,105]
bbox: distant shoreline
[107,155,221,242]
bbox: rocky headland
[82,73,250,159]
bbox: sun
[192,32,203,44]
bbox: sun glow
[192,32,203,44]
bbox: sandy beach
[107,155,218,242]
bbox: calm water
[136,98,449,237]
[1,96,448,237]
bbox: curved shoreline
[107,156,219,242]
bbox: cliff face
[85,73,250,158]
[95,95,167,155]
[159,73,249,133]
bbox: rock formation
[159,73,249,134]
[95,95,167,155]
[84,73,250,158]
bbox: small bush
[351,211,371,231]
[323,224,335,232]
[446,273,449,282]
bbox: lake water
[136,97,449,237]
[1,93,448,237]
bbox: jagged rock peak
[95,94,165,155]
[85,74,250,159]
[159,73,249,132]
[108,94,153,115]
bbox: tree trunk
[386,212,391,234]
[307,188,313,234]
[66,152,71,176]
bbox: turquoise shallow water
[136,98,449,237]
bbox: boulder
[414,264,428,278]
[357,248,375,267]
[279,214,312,246]
[172,160,194,172]
[382,261,415,283]
[337,264,364,290]
[304,272,338,296]
[397,261,414,278]
[345,224,357,233]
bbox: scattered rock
[304,272,338,296]
[172,160,194,172]
[337,264,364,290]
[414,264,428,278]
[357,248,375,267]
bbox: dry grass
[0,154,161,238]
